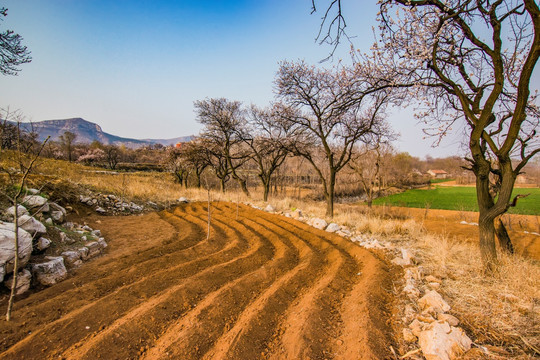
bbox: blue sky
[1,0,529,158]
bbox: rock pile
[1,189,108,295]
[79,193,144,214]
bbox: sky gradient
[1,1,537,158]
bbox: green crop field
[372,186,540,215]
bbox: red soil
[0,202,396,359]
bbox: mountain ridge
[9,118,192,148]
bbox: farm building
[427,169,448,179]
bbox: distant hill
[9,118,192,148]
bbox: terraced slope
[0,202,395,359]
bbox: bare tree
[195,98,251,196]
[104,144,120,170]
[166,147,191,187]
[243,105,290,202]
[0,8,31,76]
[59,131,77,162]
[314,0,540,271]
[181,139,211,188]
[275,60,394,216]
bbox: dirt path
[0,202,395,360]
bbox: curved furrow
[0,207,209,350]
[0,205,253,359]
[211,207,354,360]
[270,212,394,359]
[58,205,277,360]
[140,213,304,360]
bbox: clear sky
[1,1,537,158]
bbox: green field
[372,186,540,215]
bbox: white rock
[291,209,303,219]
[403,283,420,298]
[86,241,102,258]
[325,223,341,233]
[264,204,275,212]
[310,218,328,230]
[5,205,29,218]
[30,256,68,286]
[418,321,472,360]
[96,206,107,214]
[438,313,460,326]
[36,237,51,251]
[18,215,46,236]
[62,251,82,267]
[22,195,47,208]
[59,232,75,244]
[50,211,64,223]
[403,328,417,343]
[78,247,89,260]
[45,218,53,226]
[177,197,189,203]
[48,202,67,216]
[419,290,451,313]
[26,188,40,195]
[0,224,33,274]
[409,319,427,337]
[4,269,32,295]
[428,282,441,290]
[82,225,92,232]
[92,229,102,237]
[426,275,441,283]
[97,238,108,249]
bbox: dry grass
[1,154,538,358]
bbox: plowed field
[0,202,395,359]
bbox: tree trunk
[260,176,270,202]
[325,172,336,217]
[237,178,250,197]
[495,217,514,254]
[220,178,226,193]
[195,173,201,188]
[478,213,498,273]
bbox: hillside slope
[13,118,191,147]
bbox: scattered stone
[264,204,275,212]
[325,223,341,233]
[177,197,189,203]
[3,269,32,295]
[81,235,88,242]
[18,215,46,236]
[48,202,67,217]
[85,241,102,258]
[438,313,459,327]
[78,247,89,260]
[0,223,33,274]
[403,328,417,343]
[36,237,51,251]
[92,229,102,237]
[95,207,107,214]
[5,205,29,218]
[409,319,427,337]
[82,225,93,232]
[31,256,68,286]
[61,251,82,267]
[291,209,303,220]
[22,195,48,210]
[59,232,76,244]
[310,218,328,230]
[426,275,442,283]
[403,283,420,299]
[26,188,40,195]
[97,237,108,248]
[45,218,53,226]
[50,211,64,223]
[419,290,451,313]
[336,229,351,237]
[418,321,472,360]
[417,313,436,323]
[428,282,441,290]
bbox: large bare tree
[275,60,394,216]
[243,105,290,202]
[195,98,251,196]
[314,0,540,271]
